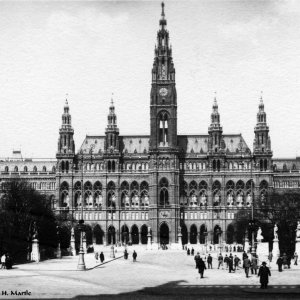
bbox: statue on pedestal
[256,227,263,242]
[274,223,278,240]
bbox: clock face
[159,87,168,97]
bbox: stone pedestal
[272,238,280,258]
[56,243,62,259]
[83,236,87,254]
[70,236,76,256]
[244,238,250,253]
[257,241,269,260]
[147,233,152,250]
[295,238,300,254]
[30,239,40,262]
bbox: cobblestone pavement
[0,247,300,299]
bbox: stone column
[70,228,76,256]
[147,227,152,250]
[139,231,142,245]
[31,238,40,262]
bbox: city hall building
[1,3,300,248]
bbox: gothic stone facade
[1,4,300,246]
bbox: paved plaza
[1,247,300,299]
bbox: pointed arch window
[159,113,169,146]
[159,178,169,207]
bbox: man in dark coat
[194,252,201,269]
[228,255,234,273]
[100,252,105,263]
[191,248,194,256]
[218,253,223,269]
[197,257,206,278]
[132,250,137,262]
[207,254,213,269]
[277,256,283,272]
[258,261,271,289]
[243,255,251,278]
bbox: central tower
[150,2,177,151]
[149,3,180,247]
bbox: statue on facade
[256,227,263,242]
[227,194,234,206]
[246,194,252,207]
[274,223,278,240]
[32,221,38,240]
[296,221,300,239]
[237,194,243,207]
[200,194,207,206]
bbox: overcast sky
[1,0,300,158]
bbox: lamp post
[77,150,86,270]
[204,227,208,253]
[249,154,256,256]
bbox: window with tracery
[159,178,169,207]
[159,112,169,146]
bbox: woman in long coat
[197,257,207,279]
[258,262,271,289]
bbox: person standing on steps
[218,253,223,269]
[194,252,201,269]
[243,255,251,278]
[258,261,271,289]
[277,256,283,272]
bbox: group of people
[192,250,271,289]
[276,252,298,271]
[124,249,137,261]
[94,252,105,264]
[1,253,13,270]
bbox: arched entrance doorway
[190,224,197,244]
[93,224,104,245]
[141,225,148,244]
[181,224,188,245]
[226,224,234,244]
[121,225,129,244]
[213,225,222,245]
[107,226,116,245]
[131,225,139,244]
[200,224,207,244]
[160,223,169,245]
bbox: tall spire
[105,95,119,152]
[160,2,167,28]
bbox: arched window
[24,166,28,172]
[52,166,56,173]
[199,180,208,207]
[236,180,245,207]
[108,161,111,172]
[14,166,18,172]
[259,180,268,205]
[60,181,69,208]
[107,181,116,209]
[158,112,169,146]
[4,166,9,172]
[159,178,169,207]
[65,161,69,173]
[212,180,221,206]
[84,181,93,207]
[42,166,47,172]
[217,160,221,172]
[33,166,37,172]
[226,180,235,206]
[112,160,116,172]
[93,181,103,208]
[74,181,82,208]
[61,161,65,172]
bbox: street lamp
[77,150,86,270]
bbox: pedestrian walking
[207,254,213,269]
[95,251,99,263]
[287,255,291,269]
[258,262,271,289]
[100,252,105,263]
[196,257,206,279]
[243,255,251,278]
[276,256,283,272]
[294,252,298,265]
[124,249,128,260]
[5,254,12,270]
[234,255,240,271]
[1,254,6,269]
[242,251,247,260]
[268,252,273,263]
[191,248,194,256]
[251,255,258,275]
[194,252,201,269]
[228,255,234,273]
[218,253,223,269]
[132,250,137,262]
[282,253,288,269]
[187,248,190,255]
[224,254,229,269]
